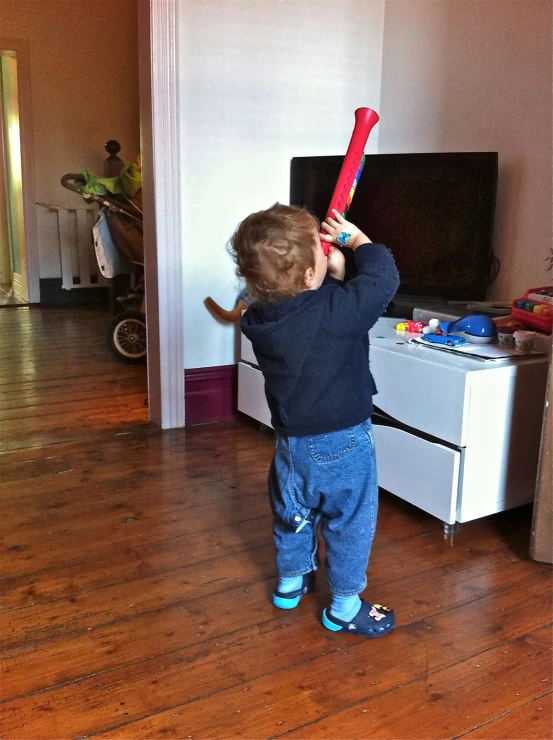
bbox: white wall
[378,0,552,301]
[178,0,385,369]
[0,0,140,279]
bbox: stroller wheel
[108,310,147,363]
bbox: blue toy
[423,334,466,347]
[439,315,496,345]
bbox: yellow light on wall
[9,118,23,187]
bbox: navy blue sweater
[240,243,399,436]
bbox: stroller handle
[61,173,86,193]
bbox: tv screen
[290,152,498,301]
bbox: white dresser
[237,318,548,527]
[237,330,273,428]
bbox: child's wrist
[329,268,346,281]
[349,233,371,250]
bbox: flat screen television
[290,152,498,301]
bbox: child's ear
[303,266,315,289]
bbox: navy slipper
[272,573,316,610]
[322,600,395,637]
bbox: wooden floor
[1,307,552,740]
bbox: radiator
[41,205,108,290]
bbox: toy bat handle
[321,107,379,255]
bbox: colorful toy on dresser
[511,287,553,334]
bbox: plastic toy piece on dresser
[439,315,496,345]
[422,318,441,335]
[422,334,466,347]
[396,320,427,333]
[511,286,553,333]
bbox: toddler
[231,204,399,636]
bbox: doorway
[0,50,28,305]
[0,39,39,305]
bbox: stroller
[61,165,147,363]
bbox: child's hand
[320,210,371,250]
[327,246,346,281]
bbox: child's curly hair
[229,204,319,304]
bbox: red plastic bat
[321,107,379,255]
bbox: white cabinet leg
[443,522,460,535]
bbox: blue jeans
[268,419,378,597]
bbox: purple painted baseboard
[185,364,238,425]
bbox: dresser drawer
[373,424,461,524]
[370,345,469,446]
[237,361,273,427]
[240,331,257,366]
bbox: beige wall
[0,0,140,278]
[378,0,552,301]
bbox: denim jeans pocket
[308,427,356,463]
[361,419,374,446]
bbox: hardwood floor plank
[0,502,519,614]
[0,413,149,453]
[0,383,148,415]
[0,425,270,501]
[0,516,532,649]
[0,368,145,391]
[0,493,438,590]
[1,467,268,525]
[0,445,270,507]
[281,626,552,740]
[0,421,269,476]
[21,574,548,740]
[1,544,278,651]
[458,692,553,739]
[1,551,547,704]
[0,399,148,436]
[1,489,271,578]
[1,514,272,613]
[0,425,270,494]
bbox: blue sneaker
[322,600,395,637]
[272,573,316,610]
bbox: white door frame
[138,0,185,429]
[0,38,40,303]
